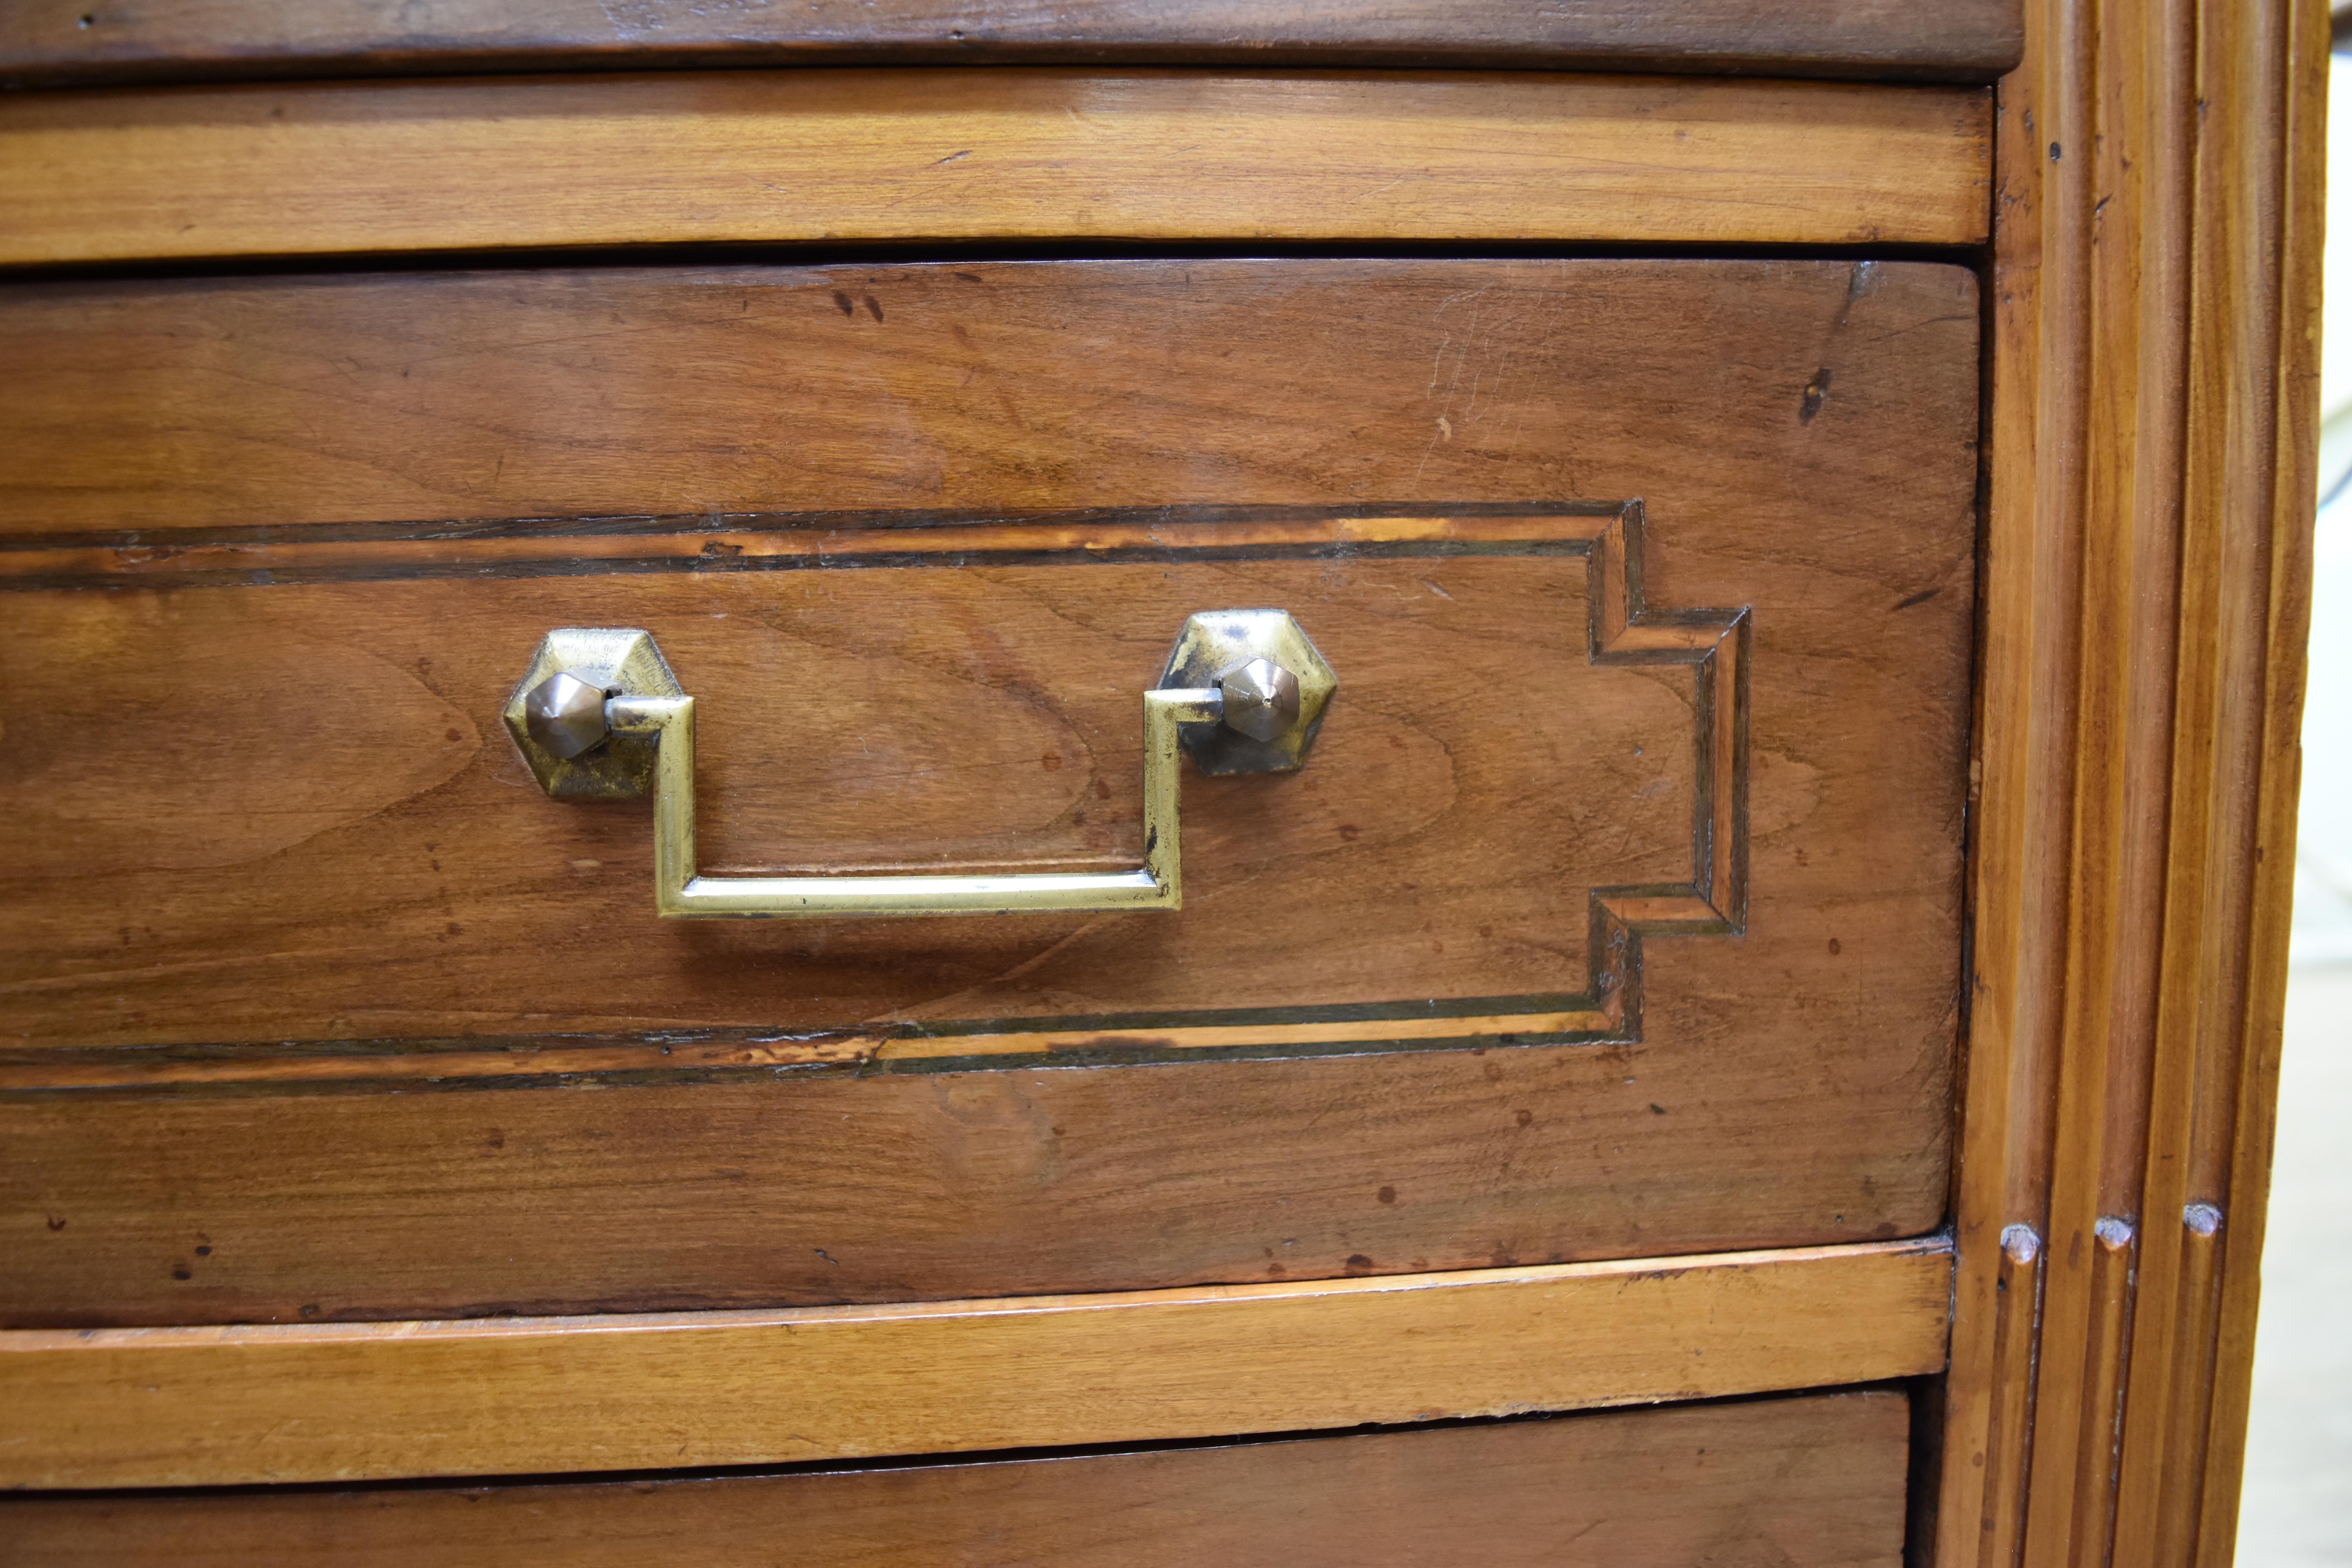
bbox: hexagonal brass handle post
[505,611,1335,918]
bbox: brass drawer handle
[505,611,1335,918]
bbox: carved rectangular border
[0,501,1749,1091]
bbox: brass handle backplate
[503,611,1336,918]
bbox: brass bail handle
[503,610,1336,918]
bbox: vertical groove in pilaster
[1932,0,2088,1547]
[1978,1224,2047,1566]
[2072,1218,2138,1564]
[1942,0,2324,1561]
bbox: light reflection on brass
[1157,609,1336,775]
[508,612,1333,918]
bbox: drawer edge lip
[0,1235,1954,1490]
[0,69,1994,268]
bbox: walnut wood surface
[1933,0,2327,1561]
[0,260,1976,1326]
[0,70,1992,265]
[0,0,2024,87]
[0,551,1705,1043]
[0,260,1974,541]
[0,1392,1911,1564]
[0,1243,1945,1487]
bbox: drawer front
[0,4,2025,87]
[0,1392,1909,1566]
[0,258,1977,1323]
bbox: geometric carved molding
[0,501,1749,1089]
[1575,501,1751,1050]
[865,501,1753,1071]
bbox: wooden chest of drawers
[0,2,2321,1563]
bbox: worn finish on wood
[0,522,1749,1052]
[0,1392,1912,1566]
[0,1240,1947,1488]
[0,261,1974,1325]
[0,69,1993,266]
[0,0,2025,87]
[1933,0,2326,1561]
[3,1037,1958,1327]
[0,260,1970,542]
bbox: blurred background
[2235,32,2352,1565]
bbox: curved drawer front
[0,1392,1911,1566]
[0,258,1978,1324]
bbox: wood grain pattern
[0,259,1975,1051]
[0,69,1993,266]
[1932,0,2327,1560]
[0,259,1982,541]
[0,524,1743,1054]
[1,1031,1955,1328]
[0,261,1974,1325]
[0,0,2024,87]
[0,1392,1912,1566]
[0,1240,1948,1488]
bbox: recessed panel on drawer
[0,1392,1911,1567]
[0,260,1977,1323]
